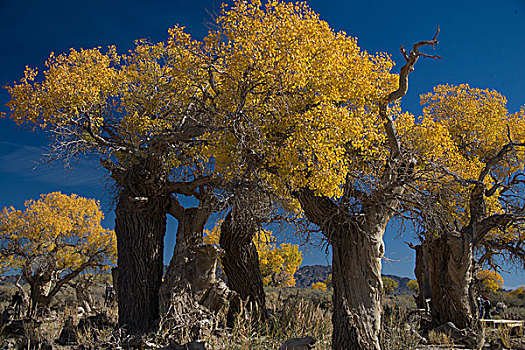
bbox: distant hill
[0,275,25,286]
[294,265,331,289]
[294,265,413,295]
[382,274,411,295]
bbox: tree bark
[28,279,52,316]
[426,232,475,329]
[220,211,267,326]
[23,257,54,316]
[412,243,431,310]
[296,189,386,350]
[115,191,168,334]
[331,221,384,350]
[160,205,211,310]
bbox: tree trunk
[28,279,52,316]
[330,221,384,350]
[159,204,218,341]
[160,206,211,310]
[220,211,267,325]
[412,243,431,310]
[427,232,475,329]
[115,191,168,334]
[296,189,387,350]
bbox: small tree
[406,280,419,295]
[476,270,504,294]
[382,277,399,295]
[0,192,116,315]
[311,282,327,291]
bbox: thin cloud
[0,141,106,188]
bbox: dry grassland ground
[1,283,524,349]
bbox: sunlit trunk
[115,191,167,334]
[427,233,475,329]
[160,206,211,310]
[330,221,384,350]
[220,211,267,326]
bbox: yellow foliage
[204,224,302,287]
[3,0,401,213]
[201,0,397,199]
[6,0,525,258]
[406,279,419,294]
[382,276,398,294]
[410,84,525,239]
[5,25,209,175]
[477,270,504,293]
[0,192,116,276]
[311,281,327,291]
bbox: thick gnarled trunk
[159,204,226,341]
[412,243,431,310]
[115,191,167,334]
[297,189,386,350]
[220,211,267,325]
[160,206,211,309]
[28,279,52,316]
[331,222,384,350]
[427,233,474,329]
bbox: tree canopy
[4,0,525,346]
[202,0,398,202]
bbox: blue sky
[1,0,524,287]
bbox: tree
[197,2,442,348]
[406,280,419,295]
[311,282,327,291]
[204,224,302,287]
[0,192,116,315]
[196,0,397,328]
[410,85,525,329]
[5,27,218,333]
[382,277,399,295]
[476,270,504,294]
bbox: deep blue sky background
[1,0,524,287]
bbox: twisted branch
[379,27,442,156]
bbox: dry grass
[2,285,524,349]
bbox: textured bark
[28,279,53,316]
[74,280,94,314]
[422,183,510,329]
[115,191,168,334]
[331,221,384,350]
[412,243,431,310]
[23,257,55,316]
[297,190,385,350]
[220,211,267,325]
[426,233,474,329]
[160,205,211,310]
[159,203,228,341]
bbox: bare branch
[168,195,185,220]
[473,213,514,245]
[166,176,216,196]
[379,27,441,156]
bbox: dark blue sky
[1,0,524,287]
